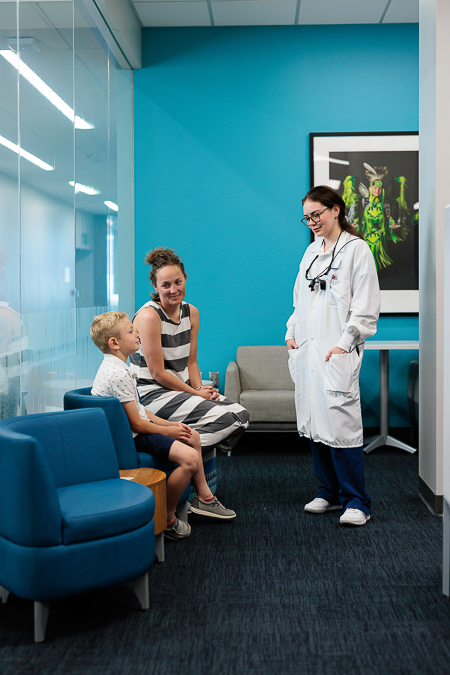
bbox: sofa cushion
[240,390,296,423]
[236,346,294,392]
[57,479,155,545]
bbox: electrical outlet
[209,371,219,389]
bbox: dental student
[285,186,380,526]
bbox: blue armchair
[0,408,155,642]
[63,387,189,522]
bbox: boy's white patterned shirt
[91,353,148,437]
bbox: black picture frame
[310,131,419,314]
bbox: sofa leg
[130,572,149,611]
[177,501,188,523]
[34,600,50,642]
[155,532,165,563]
[1,586,10,604]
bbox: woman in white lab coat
[285,186,380,526]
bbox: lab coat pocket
[324,352,355,394]
[287,348,299,383]
[328,279,350,310]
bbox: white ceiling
[131,0,419,28]
[0,2,117,214]
[0,0,418,216]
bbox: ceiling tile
[134,0,200,3]
[383,0,419,23]
[212,0,296,26]
[299,0,387,24]
[134,1,211,26]
[0,3,52,29]
[30,2,87,29]
[0,0,70,3]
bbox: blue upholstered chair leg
[130,572,149,611]
[1,586,10,603]
[33,572,150,643]
[155,533,165,563]
[177,501,188,522]
[34,601,50,643]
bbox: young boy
[90,311,235,540]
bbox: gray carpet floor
[1,432,449,675]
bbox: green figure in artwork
[342,165,408,270]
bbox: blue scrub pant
[310,440,371,515]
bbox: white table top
[364,340,419,350]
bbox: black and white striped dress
[130,300,249,452]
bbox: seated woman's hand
[196,387,219,401]
[202,386,220,401]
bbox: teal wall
[134,24,419,426]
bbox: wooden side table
[120,468,167,563]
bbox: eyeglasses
[301,207,330,227]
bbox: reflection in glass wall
[0,2,22,419]
[0,0,132,416]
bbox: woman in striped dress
[130,247,249,516]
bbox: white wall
[419,0,450,509]
[443,206,450,593]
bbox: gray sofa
[224,346,297,431]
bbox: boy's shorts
[133,432,174,460]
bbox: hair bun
[145,246,180,268]
[144,247,187,301]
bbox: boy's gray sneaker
[190,496,236,519]
[164,516,191,540]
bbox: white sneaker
[304,498,342,513]
[340,508,370,526]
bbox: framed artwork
[310,132,419,314]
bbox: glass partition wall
[0,0,132,417]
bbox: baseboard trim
[247,426,298,432]
[443,499,450,596]
[418,476,443,516]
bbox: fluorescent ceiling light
[0,49,93,130]
[69,181,100,196]
[104,200,119,212]
[0,133,53,171]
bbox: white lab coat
[285,230,380,448]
